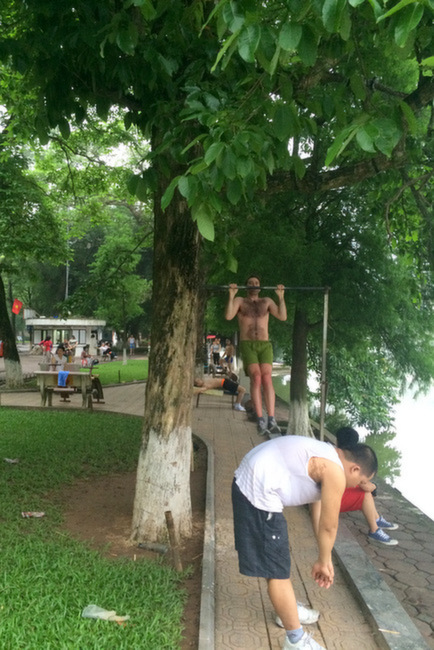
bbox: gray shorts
[232,479,290,579]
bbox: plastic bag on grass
[82,604,130,622]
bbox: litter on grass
[82,604,130,623]
[21,512,45,518]
[4,458,19,464]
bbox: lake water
[272,370,434,522]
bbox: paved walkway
[1,355,433,649]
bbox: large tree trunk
[194,284,207,378]
[287,306,313,437]
[0,273,23,388]
[131,184,201,543]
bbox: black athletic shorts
[231,479,290,579]
[222,378,238,394]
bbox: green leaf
[273,103,298,141]
[136,176,150,201]
[421,56,434,68]
[293,156,306,179]
[348,0,365,6]
[236,156,254,178]
[394,4,424,47]
[127,174,140,196]
[227,253,238,273]
[221,148,237,179]
[204,141,225,165]
[226,177,242,204]
[116,23,138,55]
[223,1,245,33]
[180,134,207,156]
[160,175,181,210]
[211,30,240,72]
[350,73,366,101]
[268,44,281,76]
[377,0,419,21]
[178,176,190,200]
[356,127,376,153]
[322,0,347,33]
[278,23,302,51]
[58,118,70,140]
[139,0,157,20]
[190,160,208,175]
[325,125,357,166]
[372,118,402,156]
[298,26,317,67]
[398,100,417,134]
[34,117,49,145]
[203,92,221,112]
[193,204,215,241]
[339,6,352,40]
[178,175,198,203]
[238,24,261,63]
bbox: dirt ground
[56,439,207,650]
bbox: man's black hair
[336,427,359,449]
[245,273,261,285]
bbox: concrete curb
[334,521,430,649]
[198,436,215,650]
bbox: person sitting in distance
[51,345,67,370]
[310,427,398,547]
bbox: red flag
[12,299,23,315]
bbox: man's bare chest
[239,299,269,318]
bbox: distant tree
[0,153,67,386]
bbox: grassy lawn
[0,408,186,649]
[85,359,149,386]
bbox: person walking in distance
[225,275,287,435]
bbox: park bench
[196,389,237,408]
[35,365,95,409]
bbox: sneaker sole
[368,537,398,546]
[378,524,399,531]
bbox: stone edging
[197,436,215,650]
[334,522,430,649]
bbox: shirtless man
[193,376,246,411]
[225,275,287,435]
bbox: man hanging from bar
[225,275,287,436]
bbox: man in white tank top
[232,435,378,650]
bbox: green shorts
[239,340,273,369]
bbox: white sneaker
[276,603,320,627]
[233,403,246,412]
[283,631,325,649]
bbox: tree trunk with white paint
[131,179,201,543]
[287,306,314,438]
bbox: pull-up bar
[206,285,327,291]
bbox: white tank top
[234,435,344,512]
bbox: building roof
[25,318,106,327]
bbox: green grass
[87,359,148,386]
[0,409,186,649]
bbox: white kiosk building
[25,315,107,357]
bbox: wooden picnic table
[35,370,93,408]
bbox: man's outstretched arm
[225,284,240,320]
[268,284,287,321]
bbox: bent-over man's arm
[311,462,345,588]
